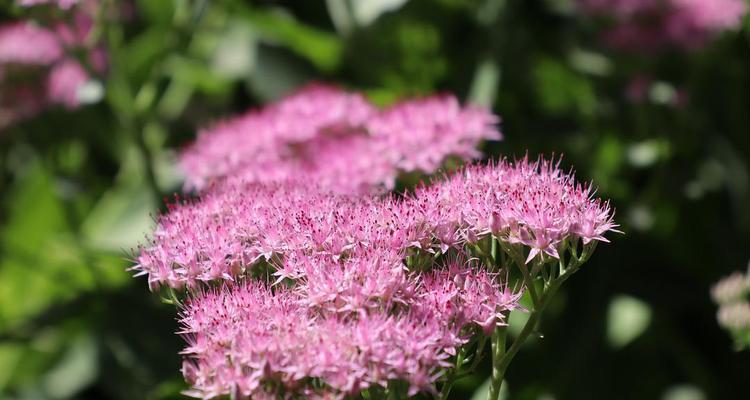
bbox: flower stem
[487,324,508,400]
[487,274,566,400]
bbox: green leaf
[0,343,24,391]
[80,184,155,252]
[123,27,175,79]
[237,6,343,72]
[246,47,313,102]
[135,0,176,25]
[211,21,258,80]
[606,295,652,349]
[41,334,98,399]
[1,164,67,255]
[468,58,501,107]
[350,0,409,27]
[533,58,596,116]
[662,384,706,400]
[0,162,128,332]
[470,377,508,400]
[165,55,232,94]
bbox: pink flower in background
[47,59,89,108]
[17,0,80,9]
[668,0,748,46]
[578,0,748,51]
[180,84,500,193]
[0,6,105,129]
[0,22,62,65]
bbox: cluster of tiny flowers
[409,158,618,262]
[712,267,750,336]
[17,0,80,9]
[132,85,617,398]
[0,6,104,129]
[135,158,616,291]
[180,84,500,193]
[135,153,616,397]
[179,260,520,399]
[578,0,748,51]
[711,271,750,305]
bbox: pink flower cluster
[134,154,616,397]
[180,261,519,399]
[134,85,616,398]
[578,0,748,51]
[0,9,104,129]
[412,159,618,262]
[17,0,80,9]
[135,158,616,291]
[180,84,500,193]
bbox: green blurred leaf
[534,58,596,116]
[122,28,174,79]
[41,333,98,399]
[469,58,501,107]
[1,164,66,254]
[211,21,258,80]
[470,377,507,400]
[246,47,313,102]
[0,343,24,391]
[135,0,176,25]
[351,0,409,27]
[662,384,706,400]
[0,163,128,332]
[165,55,232,94]
[80,185,155,252]
[237,6,343,72]
[606,295,652,349]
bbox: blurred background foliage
[1,0,749,399]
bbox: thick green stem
[487,276,565,400]
[487,325,508,400]
[517,262,540,308]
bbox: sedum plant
[133,85,618,399]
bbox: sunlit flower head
[180,84,500,193]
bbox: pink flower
[47,59,89,109]
[0,7,105,129]
[180,84,500,193]
[17,0,80,9]
[135,156,617,289]
[417,258,523,335]
[134,88,613,398]
[578,0,748,51]
[411,157,618,263]
[179,280,479,398]
[0,22,62,66]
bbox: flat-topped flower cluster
[136,159,615,292]
[134,86,617,399]
[180,84,500,193]
[578,0,748,51]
